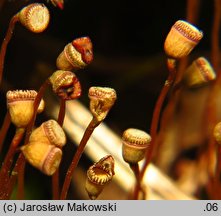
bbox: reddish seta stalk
[24,79,50,145]
[52,99,66,200]
[131,164,145,200]
[0,111,11,154]
[60,117,100,200]
[7,153,26,199]
[0,128,25,199]
[140,59,177,180]
[0,14,19,85]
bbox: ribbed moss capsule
[19,3,50,33]
[183,57,216,88]
[6,90,44,128]
[164,20,203,59]
[29,119,66,148]
[88,87,117,122]
[21,119,66,175]
[21,142,62,176]
[122,128,151,164]
[56,37,93,71]
[49,70,81,100]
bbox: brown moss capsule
[164,20,203,59]
[122,128,151,164]
[49,70,81,100]
[6,90,44,128]
[29,119,66,148]
[21,142,62,176]
[214,122,221,145]
[184,57,216,88]
[85,155,115,200]
[56,36,93,71]
[88,87,117,122]
[19,3,50,33]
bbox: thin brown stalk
[0,128,25,199]
[60,117,100,200]
[147,0,201,182]
[174,0,200,84]
[139,59,177,182]
[57,99,66,126]
[0,111,11,153]
[24,79,50,145]
[0,14,19,85]
[131,163,145,200]
[211,0,221,72]
[16,159,25,200]
[186,0,200,24]
[6,153,26,199]
[52,99,66,200]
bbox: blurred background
[0,0,218,199]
